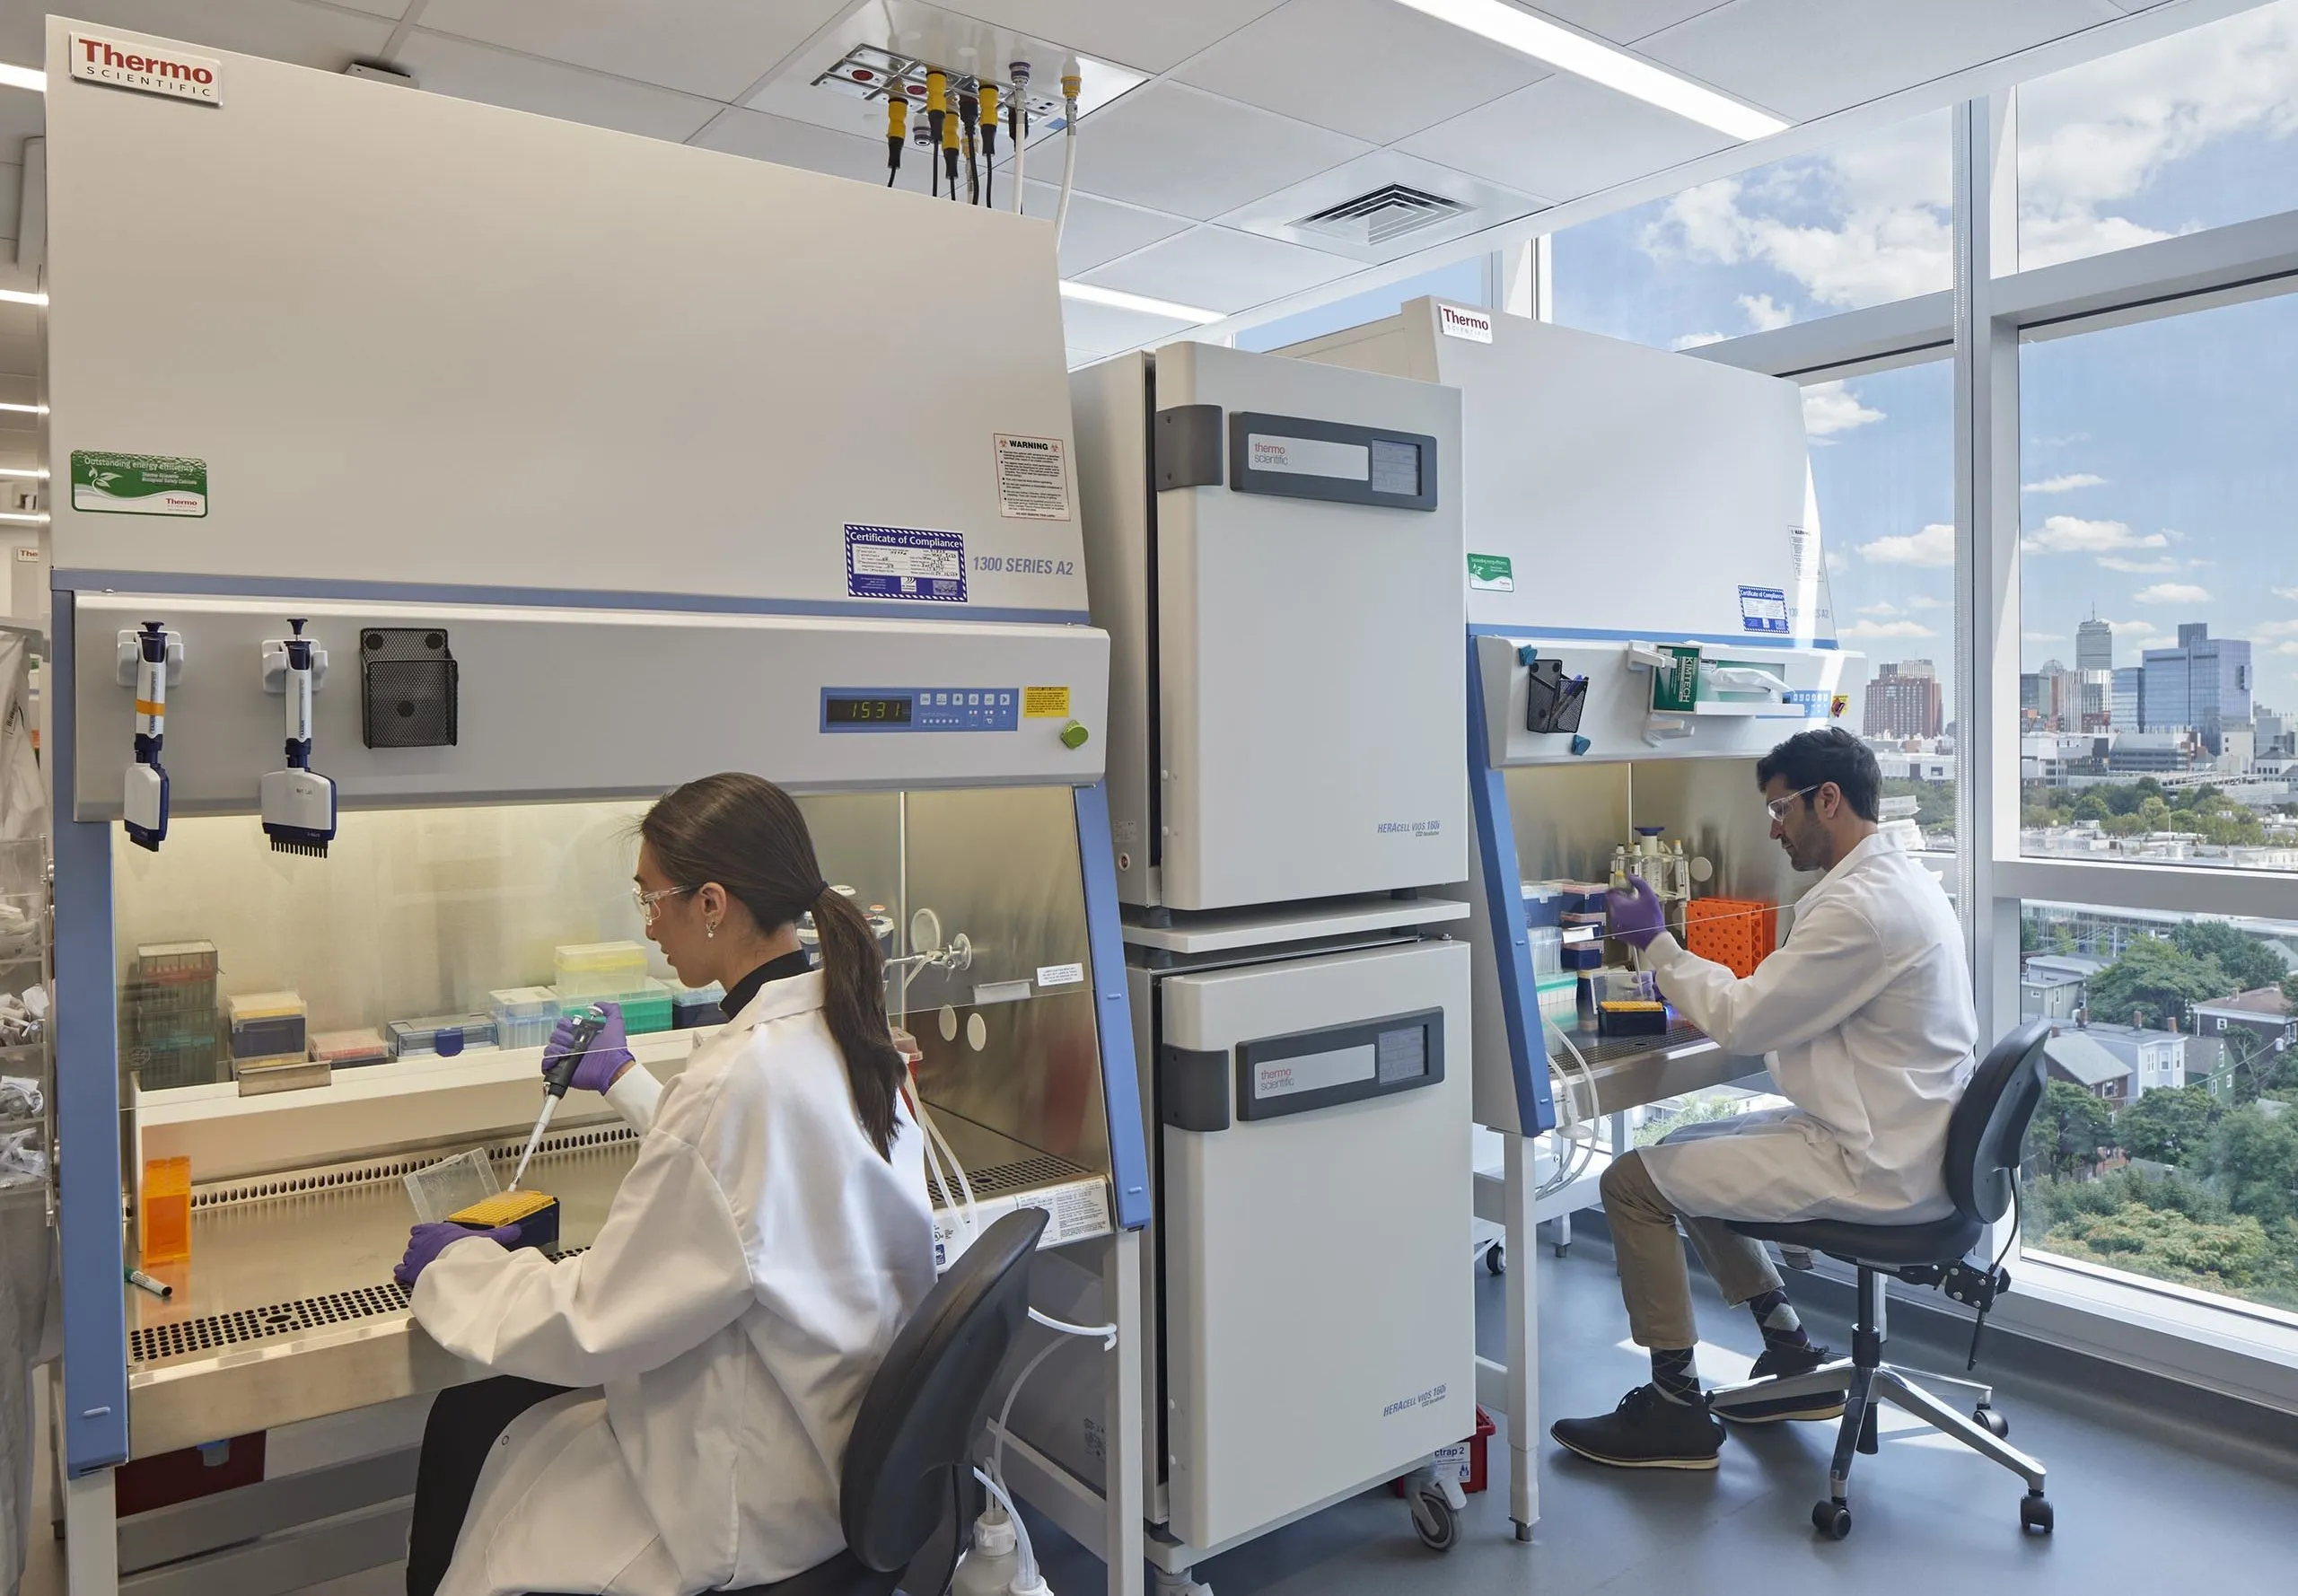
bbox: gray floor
[1022,1233,2298,1595]
[22,1236,2298,1596]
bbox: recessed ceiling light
[0,64,43,94]
[0,512,47,524]
[1392,0,1787,140]
[0,468,45,479]
[0,404,47,416]
[1059,282,1223,324]
[0,291,46,307]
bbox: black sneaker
[1716,1344,1846,1425]
[1551,1384,1725,1470]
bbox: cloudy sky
[1551,0,2298,732]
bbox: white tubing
[1027,1308,1117,1347]
[1053,112,1078,249]
[1013,106,1026,212]
[972,1467,1039,1586]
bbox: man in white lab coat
[1551,727,1977,1471]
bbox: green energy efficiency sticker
[70,452,208,517]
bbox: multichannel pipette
[510,1008,604,1191]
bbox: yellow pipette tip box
[447,1189,560,1250]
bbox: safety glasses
[631,883,695,927]
[1764,785,1820,823]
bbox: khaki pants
[1601,1145,1784,1350]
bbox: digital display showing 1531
[824,695,913,725]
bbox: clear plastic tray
[404,1147,502,1224]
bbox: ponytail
[639,773,907,1161]
[805,881,906,1160]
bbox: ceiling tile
[1399,71,1729,199]
[1176,0,1550,144]
[1013,180,1191,276]
[417,0,850,102]
[934,1,1291,74]
[1079,225,1359,316]
[1058,297,1199,357]
[0,162,18,241]
[1526,3,1734,44]
[1636,0,2124,122]
[691,106,894,186]
[392,30,722,143]
[0,303,35,380]
[0,0,394,72]
[1070,82,1367,221]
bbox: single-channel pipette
[510,1008,605,1191]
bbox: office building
[2076,614,2114,673]
[2142,623,2253,754]
[2113,665,2146,732]
[1865,659,1943,739]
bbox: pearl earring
[706,921,717,940]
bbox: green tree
[2086,937,2230,1029]
[2206,1105,2298,1226]
[2073,792,2111,823]
[2170,920,2285,993]
[2115,1083,2223,1166]
[2281,971,2298,1011]
[2030,1081,2114,1178]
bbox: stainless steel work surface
[1548,1022,1761,1118]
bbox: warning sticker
[846,524,966,603]
[1037,962,1085,988]
[1023,686,1071,719]
[995,433,1073,522]
[71,452,208,517]
[1739,584,1790,635]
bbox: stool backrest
[839,1207,1049,1574]
[1943,1018,2052,1225]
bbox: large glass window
[1803,359,1959,850]
[2019,900,2298,1316]
[2018,292,2298,872]
[2013,0,2298,273]
[1550,110,1951,351]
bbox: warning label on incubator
[1023,686,1071,719]
[1467,553,1513,592]
[1738,584,1790,634]
[846,524,966,602]
[1037,962,1084,988]
[70,452,207,517]
[994,433,1073,522]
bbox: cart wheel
[1411,1482,1460,1552]
[1554,1238,1570,1258]
[1813,1499,1852,1540]
[2020,1493,2054,1535]
[1486,1242,1506,1276]
[1975,1405,2009,1439]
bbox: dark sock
[1650,1346,1701,1405]
[1749,1288,1812,1355]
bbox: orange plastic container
[141,1156,191,1267]
[1684,898,1777,979]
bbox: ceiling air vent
[1294,185,1470,248]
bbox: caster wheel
[2021,1494,2054,1535]
[1411,1484,1460,1552]
[1976,1405,2009,1439]
[1813,1500,1852,1540]
[1554,1241,1570,1258]
[1486,1243,1506,1276]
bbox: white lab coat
[411,972,935,1596]
[1639,829,1978,1225]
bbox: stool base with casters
[1701,1020,2057,1541]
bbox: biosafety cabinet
[1285,298,1858,1539]
[38,20,1149,1596]
[996,345,1476,1576]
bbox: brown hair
[639,773,904,1160]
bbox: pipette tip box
[447,1189,560,1250]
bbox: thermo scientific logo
[69,33,224,103]
[1436,303,1493,343]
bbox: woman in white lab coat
[395,773,935,1596]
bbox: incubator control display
[819,688,1020,732]
[1224,410,1440,512]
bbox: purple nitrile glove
[541,1003,633,1095]
[395,1220,522,1288]
[1606,876,1665,951]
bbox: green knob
[1060,720,1090,750]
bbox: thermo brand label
[1437,303,1494,342]
[68,32,223,103]
[71,452,208,517]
